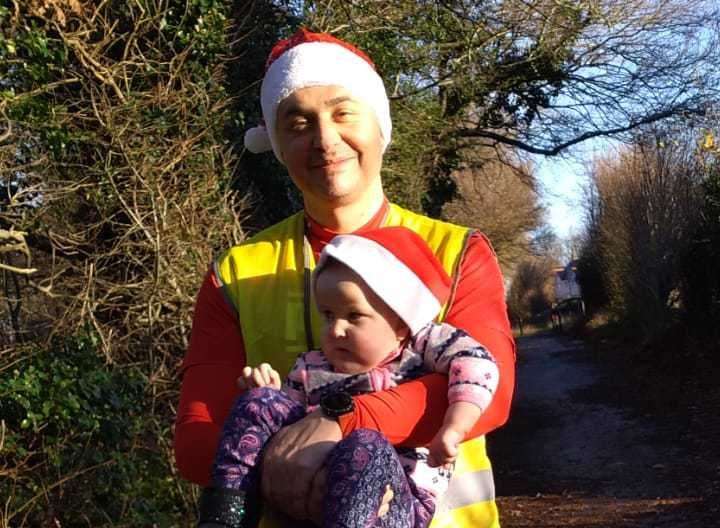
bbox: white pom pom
[244,126,273,153]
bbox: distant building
[553,260,581,302]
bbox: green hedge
[1,334,192,526]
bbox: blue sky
[534,138,619,241]
[536,154,587,240]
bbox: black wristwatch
[319,390,355,419]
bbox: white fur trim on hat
[316,235,441,335]
[260,42,392,162]
[244,125,273,153]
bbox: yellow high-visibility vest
[215,203,500,528]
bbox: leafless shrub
[585,131,704,339]
[442,146,543,272]
[507,256,556,334]
[0,1,245,363]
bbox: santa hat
[244,28,392,161]
[314,227,451,335]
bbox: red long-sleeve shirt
[174,206,515,486]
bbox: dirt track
[490,333,720,527]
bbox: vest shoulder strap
[214,211,308,374]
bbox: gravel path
[489,333,719,527]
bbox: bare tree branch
[459,105,708,156]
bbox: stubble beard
[311,166,361,203]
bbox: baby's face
[315,262,408,375]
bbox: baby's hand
[427,401,482,468]
[427,426,465,468]
[237,363,282,390]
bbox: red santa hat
[244,28,392,161]
[314,227,452,335]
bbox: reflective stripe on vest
[214,203,499,528]
[431,436,498,527]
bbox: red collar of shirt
[305,199,389,258]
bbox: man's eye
[290,119,308,130]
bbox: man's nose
[312,117,341,150]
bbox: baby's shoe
[197,487,260,528]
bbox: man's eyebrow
[325,96,354,107]
[279,96,356,118]
[279,104,302,119]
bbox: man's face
[275,85,384,207]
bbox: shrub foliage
[0,334,188,525]
[1,0,244,524]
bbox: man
[175,28,515,527]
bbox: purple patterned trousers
[211,387,434,528]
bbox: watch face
[325,391,352,410]
[321,391,354,417]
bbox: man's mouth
[311,156,354,169]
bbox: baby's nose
[330,319,348,338]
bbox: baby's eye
[348,312,363,322]
[322,311,336,322]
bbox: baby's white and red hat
[244,28,392,161]
[315,227,452,335]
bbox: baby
[197,226,499,528]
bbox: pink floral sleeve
[414,323,499,412]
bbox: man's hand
[236,363,281,390]
[261,409,341,520]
